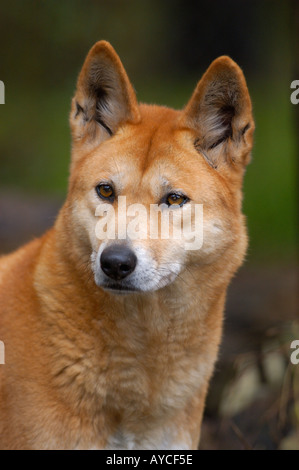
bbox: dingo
[0,41,254,449]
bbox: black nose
[100,245,137,281]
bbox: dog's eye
[166,193,188,207]
[96,184,115,201]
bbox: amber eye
[96,184,115,201]
[166,193,188,206]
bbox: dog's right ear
[70,41,140,147]
[183,56,254,170]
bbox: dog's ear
[183,56,254,170]
[70,41,140,146]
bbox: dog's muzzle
[100,244,137,281]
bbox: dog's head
[65,41,254,294]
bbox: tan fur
[0,41,254,449]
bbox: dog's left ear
[183,56,254,169]
[70,41,140,146]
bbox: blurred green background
[0,0,297,263]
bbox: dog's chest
[100,331,204,450]
[102,312,206,419]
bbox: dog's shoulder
[0,238,42,278]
